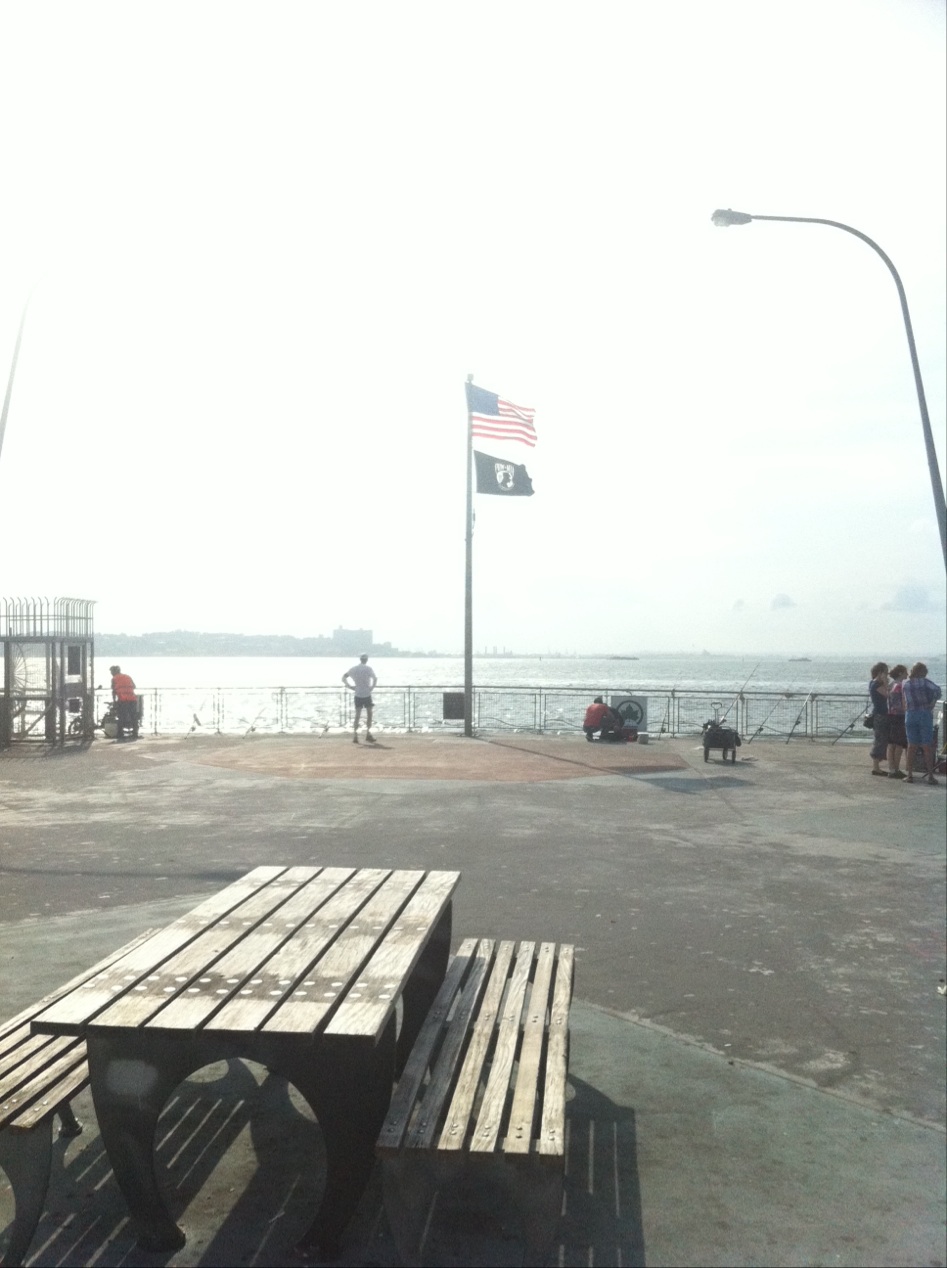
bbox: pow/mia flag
[474,450,534,497]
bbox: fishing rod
[721,661,761,726]
[184,696,208,740]
[832,701,871,745]
[244,698,273,737]
[785,683,817,744]
[660,678,680,735]
[747,680,795,744]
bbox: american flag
[465,382,537,448]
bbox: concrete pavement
[1,731,944,1266]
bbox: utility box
[443,692,465,721]
[611,694,648,732]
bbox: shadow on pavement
[8,1065,645,1267]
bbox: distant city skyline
[91,627,946,662]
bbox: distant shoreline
[92,638,931,662]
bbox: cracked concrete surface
[1,732,944,1265]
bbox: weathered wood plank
[378,939,574,1170]
[504,942,556,1154]
[6,1058,89,1131]
[0,1036,84,1107]
[437,940,517,1152]
[0,1022,33,1063]
[258,871,424,1036]
[3,927,158,1042]
[0,1032,71,1090]
[404,938,498,1150]
[538,945,574,1156]
[143,867,356,1031]
[0,1047,86,1128]
[84,867,316,1031]
[468,942,533,1154]
[324,870,460,1039]
[35,867,290,1034]
[376,938,480,1155]
[203,868,392,1034]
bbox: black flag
[474,450,534,497]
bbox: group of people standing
[868,661,941,785]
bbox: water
[99,652,947,697]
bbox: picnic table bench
[0,930,154,1267]
[30,864,459,1258]
[377,937,575,1266]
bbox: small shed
[0,597,95,746]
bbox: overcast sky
[1,0,944,656]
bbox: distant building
[332,626,372,655]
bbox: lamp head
[711,208,753,227]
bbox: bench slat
[1,929,162,1135]
[0,1022,33,1064]
[538,944,574,1155]
[35,867,290,1033]
[5,1058,90,1131]
[0,1047,86,1128]
[377,939,574,1164]
[405,938,499,1150]
[468,941,534,1153]
[503,941,557,1154]
[325,870,461,1039]
[436,940,515,1151]
[376,938,480,1154]
[0,1034,77,1098]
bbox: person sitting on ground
[583,696,621,742]
[902,662,941,785]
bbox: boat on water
[789,657,812,662]
[608,655,639,660]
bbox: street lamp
[711,208,947,572]
[0,296,31,467]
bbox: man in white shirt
[342,654,378,744]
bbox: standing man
[109,664,139,742]
[342,654,377,744]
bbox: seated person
[583,696,621,742]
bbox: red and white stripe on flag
[470,397,537,448]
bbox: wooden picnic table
[31,864,459,1257]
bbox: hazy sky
[1,0,944,656]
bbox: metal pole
[464,375,474,737]
[747,214,947,571]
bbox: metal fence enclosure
[87,684,879,743]
[0,597,96,746]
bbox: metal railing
[1,596,95,638]
[90,685,877,742]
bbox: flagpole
[464,373,474,737]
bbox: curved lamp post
[0,297,31,467]
[711,208,947,572]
